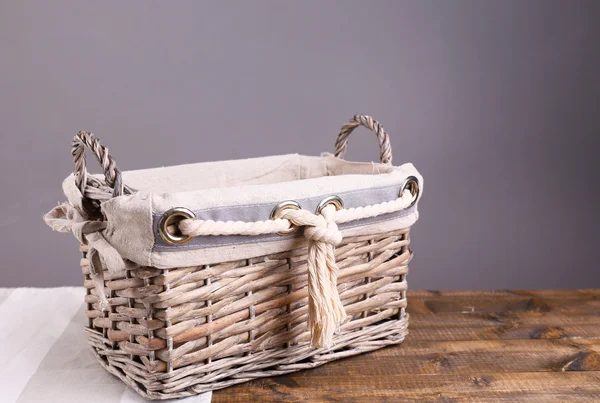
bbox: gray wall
[1,0,599,289]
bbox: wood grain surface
[212,289,600,402]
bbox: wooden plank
[212,289,600,402]
[407,291,600,317]
[409,323,600,341]
[406,289,600,333]
[213,339,600,401]
[303,339,600,376]
[408,289,600,300]
[213,372,600,403]
[409,312,600,328]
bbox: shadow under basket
[46,114,422,399]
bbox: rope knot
[303,221,342,245]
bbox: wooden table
[213,290,600,402]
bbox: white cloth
[0,288,212,403]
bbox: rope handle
[72,131,126,215]
[334,115,393,165]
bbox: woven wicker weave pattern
[81,228,411,399]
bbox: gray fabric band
[152,182,413,251]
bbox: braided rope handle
[72,131,126,214]
[334,115,393,165]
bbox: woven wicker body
[82,229,410,399]
[45,115,421,400]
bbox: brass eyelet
[400,176,420,207]
[270,201,301,236]
[316,195,344,215]
[158,207,196,245]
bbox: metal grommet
[400,176,420,207]
[270,201,301,236]
[158,207,196,246]
[316,195,344,215]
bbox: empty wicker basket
[44,115,423,399]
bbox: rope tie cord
[283,205,345,348]
[178,189,415,348]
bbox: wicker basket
[44,115,423,400]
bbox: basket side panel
[81,228,411,400]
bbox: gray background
[1,0,599,289]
